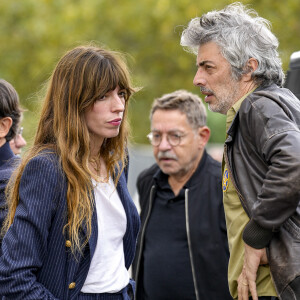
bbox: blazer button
[69,282,76,289]
[65,240,71,248]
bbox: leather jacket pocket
[268,214,300,299]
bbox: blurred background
[1,0,299,195]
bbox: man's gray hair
[180,2,284,87]
[150,89,207,129]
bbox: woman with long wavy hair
[0,45,140,300]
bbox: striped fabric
[0,152,140,300]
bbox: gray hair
[150,89,207,129]
[180,2,284,87]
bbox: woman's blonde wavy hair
[4,45,135,255]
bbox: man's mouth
[159,157,174,161]
[200,87,214,102]
[204,94,214,102]
[157,152,177,161]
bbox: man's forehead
[196,44,228,66]
[196,42,225,63]
[151,115,192,132]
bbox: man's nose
[193,69,206,86]
[157,135,172,151]
[15,134,27,148]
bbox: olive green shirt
[222,89,277,299]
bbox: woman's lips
[109,118,122,126]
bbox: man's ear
[0,117,13,138]
[243,58,259,81]
[197,126,210,150]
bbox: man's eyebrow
[196,60,213,66]
[151,129,184,134]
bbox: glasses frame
[17,127,24,136]
[147,131,186,147]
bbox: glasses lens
[147,132,161,146]
[147,133,154,145]
[18,127,23,135]
[168,133,181,146]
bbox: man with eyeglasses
[9,126,27,155]
[132,90,231,300]
[0,79,23,246]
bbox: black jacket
[0,142,19,244]
[132,151,232,300]
[224,84,300,300]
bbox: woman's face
[84,86,126,154]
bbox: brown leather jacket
[224,84,300,300]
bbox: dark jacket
[224,84,300,300]
[0,152,140,300]
[132,151,232,300]
[0,142,19,239]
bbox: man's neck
[235,80,258,105]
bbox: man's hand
[237,243,268,300]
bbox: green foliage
[0,0,299,148]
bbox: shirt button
[65,240,71,248]
[69,282,76,289]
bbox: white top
[81,177,129,293]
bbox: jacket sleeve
[242,97,300,248]
[0,155,61,300]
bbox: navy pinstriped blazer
[0,152,140,300]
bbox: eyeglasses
[147,132,186,147]
[17,127,23,135]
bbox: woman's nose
[112,93,125,112]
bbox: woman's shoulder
[20,150,66,203]
[32,150,59,163]
[24,150,63,180]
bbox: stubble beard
[208,79,241,115]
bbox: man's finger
[248,280,258,300]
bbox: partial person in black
[0,79,23,243]
[132,90,232,300]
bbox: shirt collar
[0,142,15,167]
[226,87,257,131]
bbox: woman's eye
[119,91,127,98]
[98,93,108,100]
